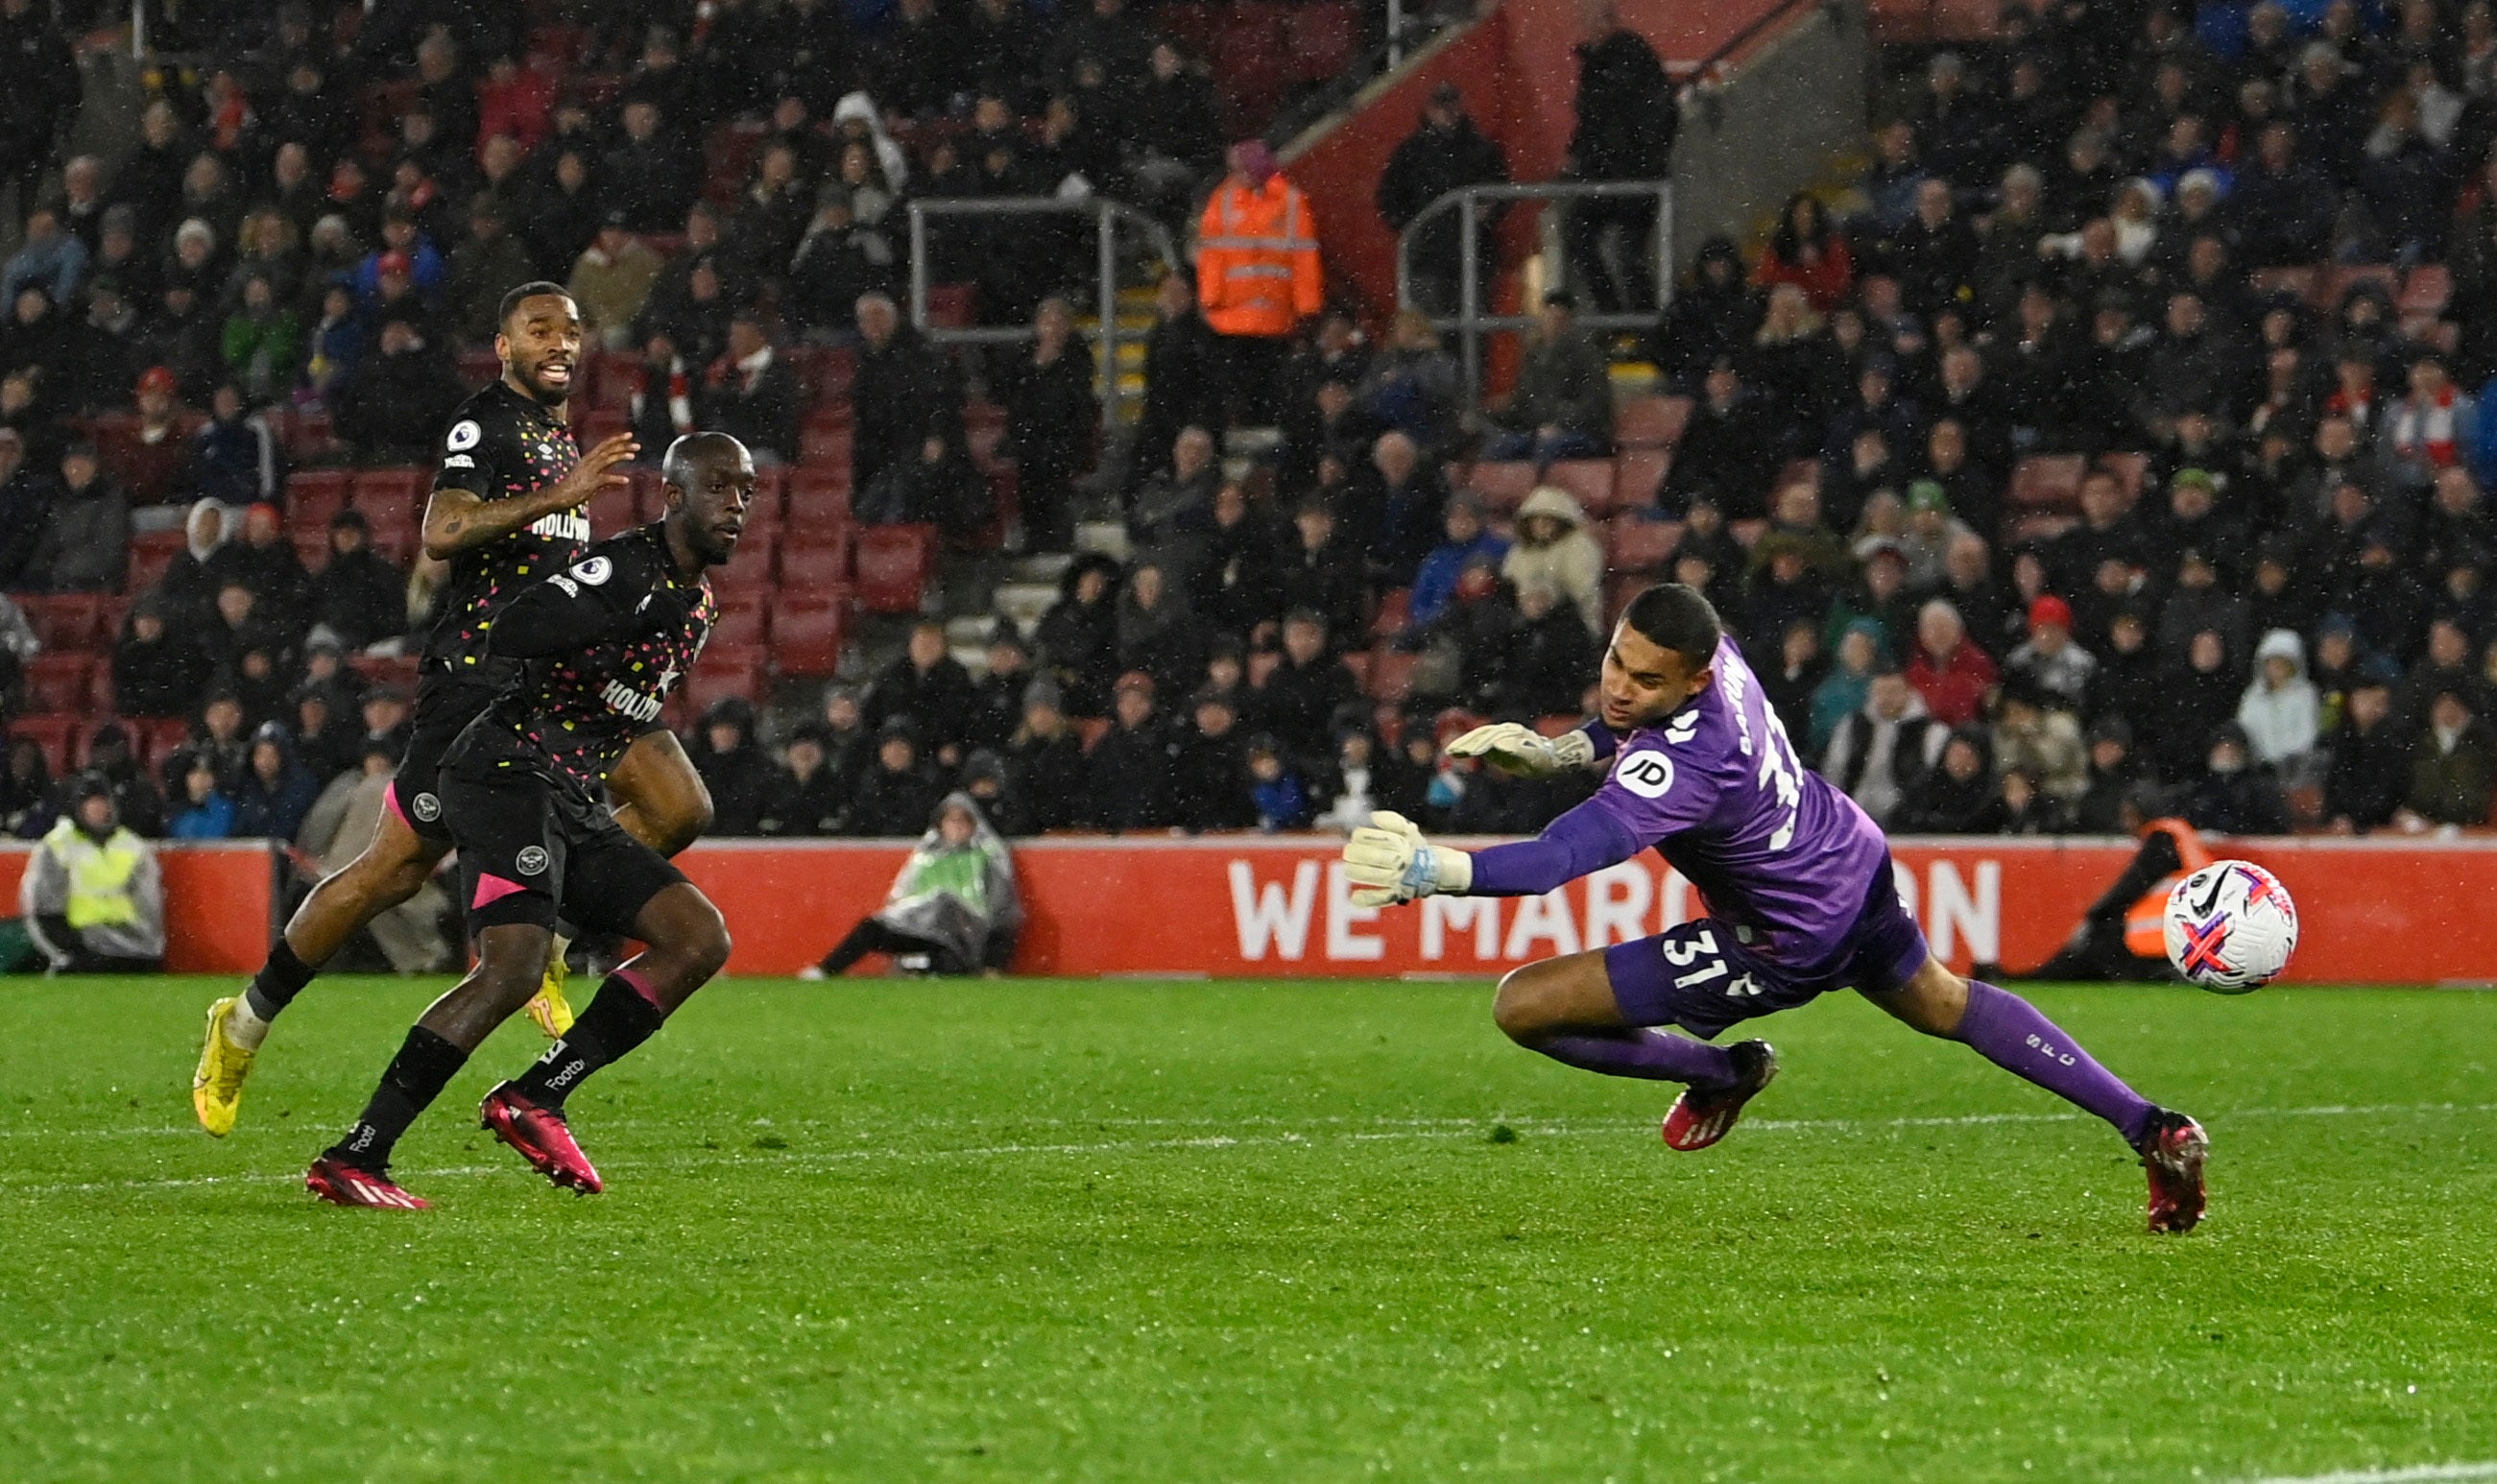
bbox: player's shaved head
[661,432,756,568]
[663,431,747,489]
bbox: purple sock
[1956,982,2157,1145]
[1528,1029,1738,1086]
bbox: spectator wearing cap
[566,211,666,350]
[1172,685,1257,831]
[1273,496,1369,643]
[864,620,980,767]
[848,719,948,838]
[22,775,162,972]
[1482,291,1612,465]
[2323,664,2409,833]
[2005,595,2098,715]
[1082,673,1180,832]
[1892,479,1966,593]
[25,441,126,593]
[1376,82,1512,319]
[219,274,300,403]
[1007,679,1086,830]
[2151,467,2251,583]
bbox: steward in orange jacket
[1196,146,1323,337]
[2018,813,2211,981]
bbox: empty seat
[681,644,765,713]
[2401,264,2452,317]
[1614,394,1692,448]
[769,595,849,678]
[137,714,191,757]
[1613,448,1669,509]
[292,528,332,573]
[853,524,935,614]
[127,530,184,592]
[22,655,92,714]
[800,424,853,468]
[18,594,101,653]
[349,654,420,695]
[720,529,779,589]
[1281,0,1357,82]
[1605,516,1683,573]
[2009,454,2087,511]
[1461,461,1538,513]
[708,597,768,648]
[1543,458,1617,515]
[779,537,853,592]
[286,469,352,530]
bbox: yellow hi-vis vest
[41,817,145,930]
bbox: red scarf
[2391,386,2461,468]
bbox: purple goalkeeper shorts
[1603,853,1931,1040]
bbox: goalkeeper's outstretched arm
[1342,801,1645,906]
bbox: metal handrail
[1395,180,1674,407]
[904,195,1180,435]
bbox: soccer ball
[2162,860,2299,993]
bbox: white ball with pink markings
[2162,859,2299,993]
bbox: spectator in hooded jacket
[2236,628,2322,770]
[1501,485,1605,635]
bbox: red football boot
[305,1154,431,1209]
[2140,1110,2209,1234]
[479,1083,603,1194]
[1661,1040,1778,1152]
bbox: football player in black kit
[194,283,717,1137]
[306,432,753,1209]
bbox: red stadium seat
[1614,394,1691,448]
[84,660,115,714]
[769,595,850,678]
[853,525,935,614]
[127,530,184,593]
[1282,1,1357,83]
[2400,264,2452,318]
[349,654,420,697]
[2312,263,2396,312]
[780,532,854,592]
[925,283,977,329]
[800,424,854,468]
[10,716,78,776]
[682,644,766,713]
[22,655,91,714]
[720,528,779,590]
[1613,449,1669,509]
[137,714,191,757]
[748,465,789,523]
[786,471,852,529]
[2009,454,2086,512]
[350,468,425,531]
[1605,516,1683,574]
[1371,587,1411,641]
[1339,650,1372,692]
[285,469,351,531]
[708,596,768,649]
[18,594,100,653]
[574,408,628,445]
[1461,461,1538,513]
[293,528,331,573]
[1543,459,1616,515]
[2249,266,2316,302]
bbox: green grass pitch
[3,976,2495,1483]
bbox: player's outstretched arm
[1465,798,1645,898]
[420,432,637,559]
[1445,723,1599,778]
[1343,812,1474,907]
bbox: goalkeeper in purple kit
[1342,584,2210,1233]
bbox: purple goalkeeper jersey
[1470,635,1894,969]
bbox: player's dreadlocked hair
[1621,583,1723,663]
[496,281,575,327]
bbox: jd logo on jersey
[1616,751,1676,799]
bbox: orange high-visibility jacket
[1196,175,1322,338]
[2123,817,2215,957]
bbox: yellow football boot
[524,941,576,1038]
[191,996,257,1137]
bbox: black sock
[326,1026,468,1172]
[243,940,318,1022]
[513,975,667,1111]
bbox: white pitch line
[8,1099,2497,1199]
[2241,1463,2497,1484]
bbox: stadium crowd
[11,0,2497,862]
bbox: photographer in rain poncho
[799,794,1022,978]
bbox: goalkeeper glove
[1445,722,1596,778]
[1342,810,1473,908]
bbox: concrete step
[1074,521,1132,562]
[994,581,1061,628]
[1010,551,1074,585]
